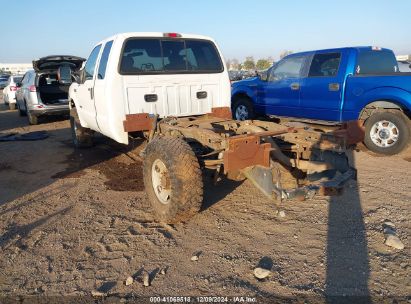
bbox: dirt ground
[0,93,410,303]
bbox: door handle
[329,83,340,91]
[196,91,207,99]
[290,83,300,91]
[144,94,158,102]
[88,87,94,99]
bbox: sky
[1,0,410,63]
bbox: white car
[3,75,24,110]
[398,60,411,72]
[69,32,230,145]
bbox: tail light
[29,85,37,92]
[163,32,182,38]
[10,86,17,91]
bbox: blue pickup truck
[231,47,411,155]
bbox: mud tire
[143,136,203,224]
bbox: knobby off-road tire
[70,108,93,148]
[232,97,255,120]
[143,136,203,224]
[364,111,410,155]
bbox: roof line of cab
[94,32,217,46]
[285,46,392,58]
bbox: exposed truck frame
[92,106,361,223]
[69,32,360,223]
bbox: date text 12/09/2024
[149,296,257,303]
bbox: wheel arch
[359,100,411,121]
[69,98,90,129]
[231,92,253,104]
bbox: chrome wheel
[369,120,399,148]
[235,104,249,120]
[151,159,171,204]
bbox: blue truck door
[258,56,306,116]
[300,51,346,121]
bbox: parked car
[16,55,85,124]
[0,74,10,89]
[398,60,411,72]
[3,75,24,110]
[229,70,242,81]
[231,47,411,155]
[68,32,355,223]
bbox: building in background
[0,63,32,74]
[396,55,411,61]
[396,55,411,72]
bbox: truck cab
[69,32,230,145]
[232,47,411,155]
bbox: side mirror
[257,70,269,81]
[79,69,86,84]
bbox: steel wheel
[151,159,171,204]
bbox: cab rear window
[119,38,223,74]
[356,50,399,75]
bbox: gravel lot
[0,92,409,302]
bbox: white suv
[69,32,230,145]
[16,56,85,124]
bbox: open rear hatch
[33,55,85,105]
[32,55,85,73]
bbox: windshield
[119,38,223,74]
[12,76,23,83]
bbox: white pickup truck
[69,32,357,223]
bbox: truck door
[258,56,305,116]
[300,51,345,121]
[76,44,101,131]
[93,40,113,136]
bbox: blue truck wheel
[232,97,255,121]
[364,111,410,155]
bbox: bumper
[7,92,17,103]
[30,104,69,116]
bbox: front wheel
[70,108,93,148]
[143,137,203,223]
[232,97,255,121]
[364,111,410,155]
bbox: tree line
[226,51,293,71]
